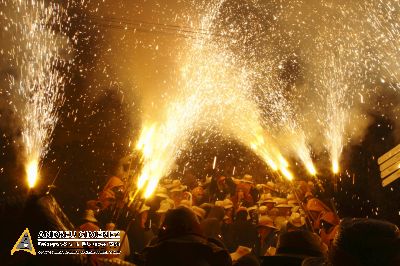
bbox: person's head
[329,218,400,266]
[207,206,225,221]
[106,222,116,230]
[158,206,202,239]
[237,189,245,200]
[276,230,327,258]
[236,208,249,222]
[257,216,277,236]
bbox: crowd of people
[79,169,400,266]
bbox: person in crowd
[261,230,327,266]
[142,207,232,266]
[201,205,226,242]
[231,207,259,256]
[209,175,236,201]
[104,222,131,261]
[318,211,340,248]
[257,216,279,257]
[78,209,101,266]
[128,205,154,255]
[328,218,400,266]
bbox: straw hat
[247,205,258,212]
[179,199,192,208]
[258,215,277,229]
[83,209,98,223]
[155,187,169,199]
[192,206,206,220]
[230,246,252,262]
[259,205,268,215]
[287,194,296,201]
[168,180,187,192]
[223,199,233,209]
[242,174,254,184]
[265,181,275,190]
[274,216,287,229]
[215,200,224,207]
[157,199,173,213]
[273,198,288,205]
[289,212,306,227]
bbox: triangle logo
[11,228,36,255]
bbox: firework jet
[2,0,72,187]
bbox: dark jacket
[143,233,232,266]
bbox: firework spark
[2,0,72,187]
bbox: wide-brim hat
[192,206,206,219]
[157,199,174,213]
[289,212,306,227]
[223,199,234,209]
[169,179,187,192]
[242,174,254,184]
[258,215,277,229]
[83,209,98,223]
[230,246,252,262]
[155,187,169,198]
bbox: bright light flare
[332,159,339,174]
[26,159,39,188]
[306,161,317,176]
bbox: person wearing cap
[257,215,278,257]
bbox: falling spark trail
[2,0,72,187]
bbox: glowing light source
[332,160,339,174]
[306,162,317,176]
[26,159,39,188]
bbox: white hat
[258,215,277,229]
[192,206,206,219]
[242,174,254,184]
[179,199,192,208]
[155,187,169,198]
[259,205,268,215]
[289,212,306,227]
[83,209,98,223]
[247,205,258,212]
[169,180,187,192]
[215,200,224,207]
[230,246,252,262]
[223,199,233,209]
[157,199,173,213]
